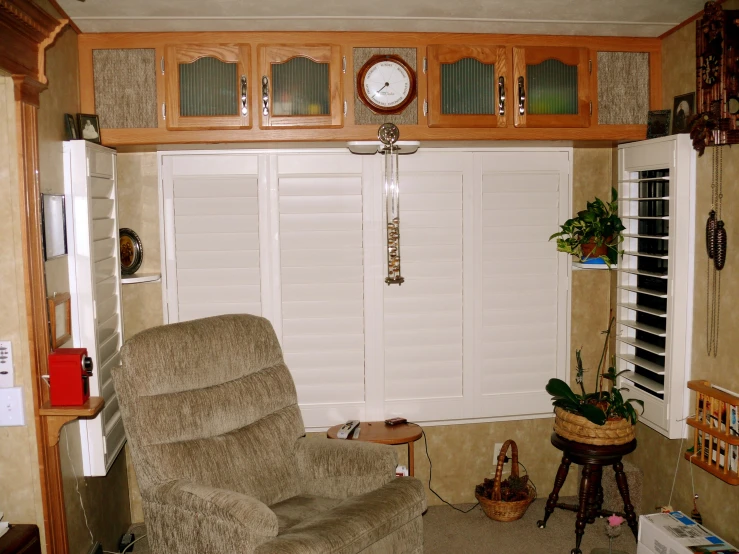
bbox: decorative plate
[119,228,143,275]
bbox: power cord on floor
[64,429,95,546]
[103,533,147,554]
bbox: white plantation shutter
[162,154,262,322]
[65,141,126,476]
[473,151,570,418]
[276,153,367,427]
[382,152,472,421]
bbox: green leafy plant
[549,188,625,265]
[545,318,644,426]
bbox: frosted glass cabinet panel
[258,44,343,128]
[427,45,507,128]
[512,46,591,128]
[165,44,251,130]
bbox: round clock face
[358,56,416,114]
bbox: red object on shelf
[48,348,93,407]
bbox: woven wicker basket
[475,440,536,522]
[553,407,635,446]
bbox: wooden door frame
[0,1,71,552]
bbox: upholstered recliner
[113,314,426,553]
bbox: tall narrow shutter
[474,151,570,417]
[164,155,261,322]
[382,152,470,421]
[65,141,126,476]
[277,154,366,427]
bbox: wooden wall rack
[685,380,739,485]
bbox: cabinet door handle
[162,103,166,121]
[498,76,505,116]
[261,76,269,116]
[241,75,248,116]
[517,76,525,116]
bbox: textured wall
[37,28,133,554]
[628,9,739,547]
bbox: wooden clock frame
[356,54,417,115]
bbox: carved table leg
[538,453,571,529]
[586,464,603,523]
[572,463,594,554]
[614,461,638,538]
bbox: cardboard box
[637,542,657,554]
[638,512,738,554]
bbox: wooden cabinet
[165,44,251,130]
[258,44,343,128]
[512,46,591,128]
[427,45,507,128]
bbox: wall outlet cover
[0,387,24,427]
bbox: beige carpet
[126,498,637,553]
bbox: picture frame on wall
[646,110,672,139]
[77,113,101,144]
[671,92,696,134]
[64,113,78,140]
[40,193,67,261]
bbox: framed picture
[77,113,101,144]
[646,110,672,139]
[47,292,72,350]
[41,193,68,261]
[64,113,78,140]
[672,92,695,134]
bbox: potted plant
[549,188,625,266]
[545,318,644,445]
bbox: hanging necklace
[706,145,726,357]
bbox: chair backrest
[114,314,305,506]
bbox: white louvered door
[65,141,126,476]
[162,154,263,322]
[275,153,368,427]
[473,151,570,418]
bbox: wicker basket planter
[475,440,536,522]
[553,407,635,446]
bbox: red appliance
[48,348,93,406]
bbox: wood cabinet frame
[427,45,507,128]
[513,46,591,128]
[258,44,343,128]
[165,43,251,130]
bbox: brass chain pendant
[707,146,725,357]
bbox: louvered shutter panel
[473,151,570,417]
[276,153,367,427]
[65,141,126,476]
[617,136,696,439]
[163,154,261,322]
[382,152,471,421]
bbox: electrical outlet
[492,442,510,474]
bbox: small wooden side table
[0,524,41,554]
[537,433,638,554]
[327,421,423,476]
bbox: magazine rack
[684,380,739,485]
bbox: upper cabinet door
[258,44,343,128]
[165,44,251,130]
[512,46,591,128]
[427,45,507,128]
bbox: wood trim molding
[659,0,729,40]
[1,2,70,554]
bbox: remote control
[337,420,360,439]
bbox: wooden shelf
[39,397,104,447]
[121,272,161,284]
[684,380,739,486]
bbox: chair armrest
[294,438,398,498]
[148,479,279,537]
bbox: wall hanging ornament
[378,123,404,285]
[706,145,726,357]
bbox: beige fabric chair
[114,314,426,553]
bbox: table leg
[572,463,594,554]
[408,442,415,477]
[614,461,638,539]
[537,452,571,529]
[586,465,602,524]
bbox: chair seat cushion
[258,478,426,554]
[270,494,343,532]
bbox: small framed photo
[47,292,72,350]
[672,92,696,134]
[646,110,672,139]
[77,113,101,144]
[64,113,78,140]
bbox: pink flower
[608,514,625,527]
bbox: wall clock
[357,55,416,115]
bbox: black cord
[419,428,479,514]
